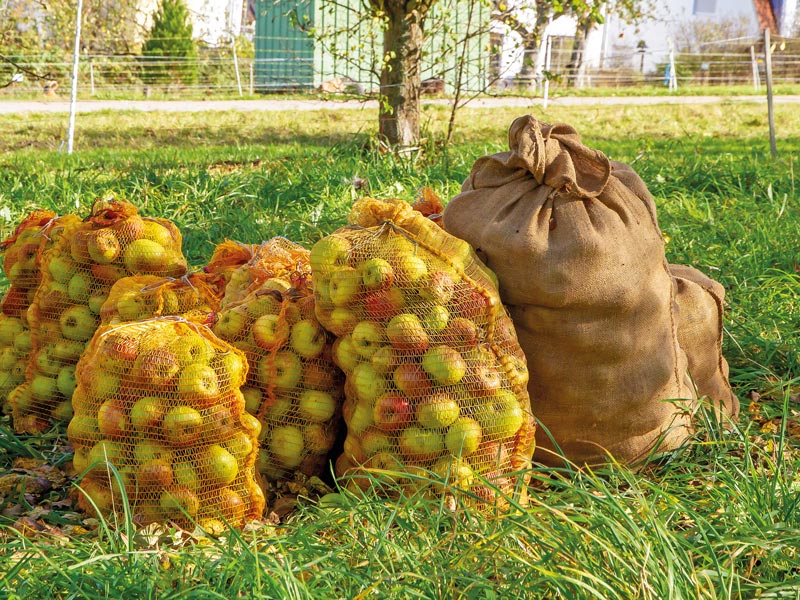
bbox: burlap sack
[670,264,738,418]
[443,115,697,467]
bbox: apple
[304,423,336,454]
[88,293,109,315]
[392,363,432,398]
[449,286,495,321]
[86,368,122,399]
[326,307,359,336]
[67,414,102,444]
[97,399,132,439]
[177,363,220,402]
[475,390,525,441]
[56,365,77,397]
[240,411,261,437]
[298,389,337,423]
[133,347,180,387]
[47,255,77,284]
[392,254,428,285]
[114,291,149,321]
[211,350,246,388]
[465,363,503,396]
[445,417,482,457]
[13,330,32,354]
[370,345,399,375]
[224,430,255,458]
[246,294,282,319]
[399,426,445,463]
[352,362,386,403]
[163,405,204,447]
[473,439,512,473]
[364,287,406,320]
[213,309,249,340]
[269,425,305,469]
[360,258,394,290]
[0,316,24,345]
[0,347,18,371]
[431,457,475,489]
[8,386,33,414]
[130,395,164,432]
[99,331,140,367]
[421,345,467,386]
[241,386,263,414]
[441,317,479,349]
[215,487,246,525]
[141,219,175,246]
[201,403,237,439]
[351,321,385,360]
[302,361,338,391]
[290,319,327,359]
[123,239,166,274]
[332,335,360,373]
[422,305,449,333]
[372,392,413,431]
[87,439,124,472]
[386,313,429,352]
[252,313,290,349]
[34,347,61,376]
[59,305,98,341]
[30,374,57,401]
[329,267,362,307]
[360,429,392,457]
[87,229,121,264]
[137,459,174,488]
[91,263,127,284]
[132,440,173,464]
[265,396,294,424]
[261,350,303,391]
[159,485,200,519]
[346,402,373,436]
[51,399,74,421]
[416,392,461,429]
[170,334,210,367]
[172,461,200,491]
[200,444,238,486]
[310,236,351,272]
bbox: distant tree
[142,0,198,84]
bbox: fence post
[764,28,777,158]
[668,38,677,92]
[231,33,243,97]
[66,0,83,155]
[542,35,552,110]
[750,45,761,91]
[89,60,95,96]
[249,62,254,95]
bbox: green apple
[445,417,482,457]
[34,347,61,376]
[0,347,17,370]
[49,399,72,421]
[346,403,373,436]
[123,238,166,274]
[130,395,164,431]
[56,365,77,398]
[252,313,290,349]
[259,350,302,390]
[67,414,101,443]
[290,319,327,359]
[310,236,351,272]
[399,426,445,462]
[200,444,239,486]
[86,368,122,399]
[213,309,249,340]
[421,345,467,386]
[177,363,220,402]
[416,392,461,429]
[298,389,337,423]
[386,313,429,352]
[241,386,263,414]
[351,321,385,360]
[132,440,173,464]
[329,267,362,307]
[332,335,360,373]
[0,316,24,345]
[52,339,86,362]
[88,293,109,315]
[59,305,98,341]
[360,429,392,457]
[269,425,305,469]
[30,374,57,401]
[359,258,394,290]
[211,350,246,387]
[172,461,200,491]
[246,294,281,319]
[9,386,33,413]
[422,305,449,333]
[224,430,255,458]
[159,485,200,518]
[67,272,91,302]
[87,439,124,472]
[47,255,76,284]
[370,345,397,374]
[352,363,386,403]
[326,307,359,336]
[431,457,475,489]
[87,229,121,264]
[475,390,525,441]
[162,405,204,447]
[13,330,32,354]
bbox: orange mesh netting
[69,318,264,529]
[313,197,535,503]
[213,240,343,490]
[11,199,188,433]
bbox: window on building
[693,0,717,14]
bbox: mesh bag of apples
[213,240,343,487]
[100,273,223,326]
[204,240,260,291]
[313,197,535,502]
[69,318,264,529]
[0,210,57,413]
[12,199,188,433]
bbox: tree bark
[378,3,425,147]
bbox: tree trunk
[379,5,425,148]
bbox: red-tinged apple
[290,319,326,359]
[465,363,503,396]
[216,487,246,525]
[56,365,77,397]
[130,395,164,432]
[47,255,76,284]
[0,347,18,371]
[472,439,511,473]
[364,286,406,320]
[30,374,57,401]
[177,363,220,403]
[97,399,132,439]
[133,347,180,387]
[91,263,127,284]
[304,423,336,454]
[372,392,413,431]
[302,361,338,391]
[346,402,373,436]
[265,350,303,391]
[392,254,428,284]
[359,258,394,289]
[416,392,461,429]
[327,307,359,337]
[200,444,238,486]
[310,236,351,272]
[399,426,445,462]
[269,424,305,469]
[351,321,385,359]
[419,271,456,305]
[0,316,24,345]
[392,363,432,398]
[100,331,141,366]
[441,317,479,349]
[137,459,174,488]
[163,405,204,447]
[329,267,362,307]
[159,485,200,519]
[213,308,249,340]
[59,305,98,341]
[34,347,61,376]
[422,305,449,333]
[241,386,262,414]
[298,389,337,423]
[332,335,359,373]
[449,286,495,321]
[133,440,173,464]
[87,439,124,472]
[422,345,467,386]
[445,417,482,457]
[123,238,166,274]
[13,330,32,354]
[386,313,429,353]
[172,461,200,491]
[87,229,121,264]
[352,362,386,403]
[342,434,366,464]
[252,313,290,350]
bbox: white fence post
[66,0,83,155]
[668,38,678,92]
[89,60,95,95]
[542,35,552,110]
[231,33,243,97]
[750,45,761,91]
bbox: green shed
[253,0,488,92]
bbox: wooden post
[764,28,777,158]
[89,60,95,95]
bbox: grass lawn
[0,102,799,598]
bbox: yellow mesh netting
[11,199,188,433]
[70,318,264,529]
[313,197,535,502]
